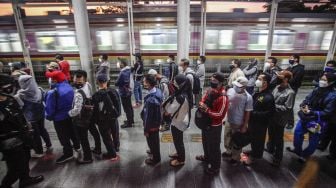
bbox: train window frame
[35,30,78,52]
[95,29,129,51]
[140,28,178,51]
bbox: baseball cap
[212,72,225,83]
[233,76,248,87]
[97,74,108,83]
[148,69,158,75]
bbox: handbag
[195,108,211,130]
[304,111,327,134]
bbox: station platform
[1,88,336,188]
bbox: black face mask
[73,83,84,89]
[289,60,295,65]
[210,81,219,89]
[229,65,235,70]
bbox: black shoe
[326,155,336,161]
[121,123,133,128]
[56,155,74,164]
[102,153,116,160]
[286,124,294,129]
[145,158,160,165]
[204,168,219,175]
[297,157,306,163]
[228,159,239,166]
[77,158,93,164]
[264,148,274,155]
[286,147,300,156]
[316,145,327,151]
[115,147,120,152]
[19,175,44,188]
[221,152,232,158]
[270,158,281,167]
[91,148,102,155]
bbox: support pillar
[177,0,190,62]
[72,0,95,89]
[12,0,35,79]
[264,0,279,71]
[326,20,336,64]
[200,0,206,56]
[127,0,135,66]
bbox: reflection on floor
[1,88,336,188]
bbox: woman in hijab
[163,74,193,167]
[15,75,52,158]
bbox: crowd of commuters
[1,52,336,187]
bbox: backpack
[97,89,121,123]
[186,72,201,94]
[75,89,94,126]
[170,62,179,81]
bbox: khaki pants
[224,124,241,161]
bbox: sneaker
[56,155,74,164]
[168,153,178,159]
[77,158,93,165]
[145,158,160,165]
[159,126,170,132]
[121,124,133,128]
[31,153,44,158]
[102,153,117,160]
[132,103,142,108]
[91,148,102,155]
[19,175,44,188]
[240,153,254,165]
[264,148,274,155]
[204,168,219,175]
[286,147,300,156]
[46,146,53,153]
[221,152,232,158]
[270,158,281,167]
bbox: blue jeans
[293,120,320,158]
[133,80,142,104]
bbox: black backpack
[74,90,93,126]
[186,72,201,94]
[96,89,121,123]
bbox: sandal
[195,155,207,162]
[170,159,185,167]
[169,153,178,159]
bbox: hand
[199,103,208,111]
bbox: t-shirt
[227,88,253,126]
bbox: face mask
[233,85,243,93]
[74,83,84,89]
[197,60,201,65]
[229,65,235,71]
[210,81,219,89]
[99,58,103,63]
[289,60,295,65]
[319,80,328,88]
[324,66,334,73]
[117,62,121,69]
[255,80,263,88]
[166,59,170,63]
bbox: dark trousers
[288,91,298,126]
[88,122,101,151]
[171,126,185,162]
[121,96,134,125]
[110,119,120,148]
[266,119,286,161]
[249,121,268,159]
[203,125,222,169]
[146,131,161,162]
[319,123,336,150]
[75,126,92,160]
[97,122,116,157]
[32,118,52,154]
[330,133,336,157]
[54,118,80,156]
[1,146,30,187]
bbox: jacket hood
[17,75,42,103]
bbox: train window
[96,30,128,51]
[307,31,323,50]
[140,29,177,50]
[219,30,233,49]
[248,30,268,50]
[272,30,295,50]
[35,31,78,52]
[0,33,22,52]
[205,30,219,50]
[0,33,12,52]
[321,31,333,51]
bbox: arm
[289,68,305,88]
[115,72,124,87]
[45,90,56,120]
[240,111,251,132]
[68,92,83,117]
[251,95,275,119]
[276,91,295,112]
[196,65,205,78]
[144,101,161,133]
[317,95,336,119]
[206,96,227,118]
[243,67,257,76]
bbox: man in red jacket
[55,54,71,81]
[195,72,229,175]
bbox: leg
[250,122,268,159]
[318,124,333,150]
[76,126,92,161]
[207,126,222,170]
[133,81,140,104]
[66,118,80,150]
[287,91,297,128]
[230,127,242,161]
[171,126,185,162]
[38,118,52,148]
[329,133,336,158]
[273,122,286,161]
[110,119,120,149]
[266,120,276,153]
[31,121,44,154]
[293,120,306,156]
[54,119,73,156]
[302,133,320,158]
[138,81,142,104]
[121,96,134,125]
[97,124,116,157]
[202,129,209,159]
[148,131,161,162]
[88,122,101,151]
[224,124,233,154]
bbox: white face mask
[98,58,103,63]
[319,80,328,88]
[255,80,263,88]
[167,59,170,63]
[116,62,121,69]
[197,60,201,65]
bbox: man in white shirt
[195,56,206,105]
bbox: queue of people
[1,53,336,188]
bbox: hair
[259,72,271,86]
[55,53,64,61]
[74,69,87,79]
[119,58,128,66]
[100,54,108,61]
[292,54,300,62]
[280,70,293,80]
[180,58,190,66]
[268,57,277,64]
[232,59,241,67]
[199,56,206,63]
[168,54,175,61]
[144,74,157,87]
[326,60,336,67]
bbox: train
[0,7,335,83]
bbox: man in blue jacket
[45,71,80,164]
[115,59,134,128]
[141,74,163,165]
